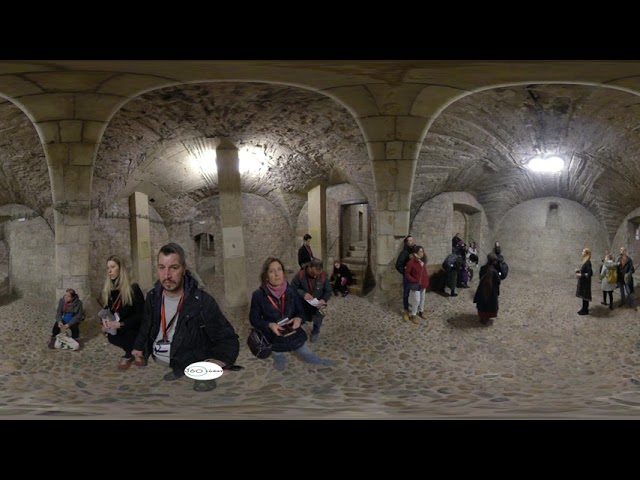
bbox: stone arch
[410,192,489,268]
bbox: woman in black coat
[249,257,334,371]
[473,253,501,325]
[576,247,593,315]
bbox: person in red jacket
[404,245,430,325]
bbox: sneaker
[273,355,287,371]
[450,293,458,297]
[117,356,134,370]
[193,379,217,392]
[342,291,348,297]
[410,315,420,325]
[133,355,147,367]
[163,370,184,381]
[418,311,428,320]
[402,311,410,321]
[47,337,56,349]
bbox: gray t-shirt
[153,294,181,365]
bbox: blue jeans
[272,343,332,366]
[402,276,410,311]
[620,283,636,307]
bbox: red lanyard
[267,293,285,317]
[112,293,122,313]
[161,291,184,341]
[307,277,315,294]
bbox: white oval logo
[184,361,224,380]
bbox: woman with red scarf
[47,288,84,349]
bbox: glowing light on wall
[239,146,268,175]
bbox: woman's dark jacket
[105,283,145,335]
[576,260,593,301]
[250,282,307,352]
[474,264,501,313]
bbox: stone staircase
[342,241,367,296]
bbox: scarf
[267,281,288,299]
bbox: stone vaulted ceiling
[93,82,373,222]
[415,84,640,238]
[0,99,50,215]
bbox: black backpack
[442,253,458,272]
[247,328,272,359]
[498,259,509,280]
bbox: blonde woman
[100,256,145,370]
[575,248,593,315]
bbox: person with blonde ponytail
[576,248,593,315]
[99,255,145,370]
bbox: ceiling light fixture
[527,155,564,173]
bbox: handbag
[409,282,420,291]
[247,328,272,359]
[54,332,80,351]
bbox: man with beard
[132,243,239,392]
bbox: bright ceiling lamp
[527,155,564,173]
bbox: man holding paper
[291,258,332,343]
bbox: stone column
[329,84,463,297]
[307,184,327,265]
[215,139,248,307]
[128,191,153,292]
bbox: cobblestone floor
[1,272,639,419]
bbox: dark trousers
[402,276,410,311]
[581,299,589,312]
[107,329,139,357]
[333,278,348,294]
[52,322,79,339]
[602,290,613,306]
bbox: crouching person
[131,243,239,392]
[250,257,335,371]
[48,288,84,349]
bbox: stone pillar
[128,191,153,292]
[307,184,327,265]
[329,84,462,297]
[215,139,248,307]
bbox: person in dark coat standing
[616,246,637,310]
[395,235,415,320]
[474,253,501,325]
[576,247,593,315]
[298,233,314,268]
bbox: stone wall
[0,204,54,299]
[495,197,608,278]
